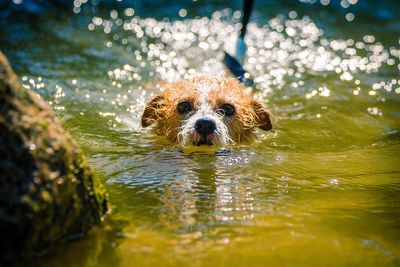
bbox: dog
[141,76,273,146]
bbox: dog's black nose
[195,118,216,135]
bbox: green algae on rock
[0,51,109,263]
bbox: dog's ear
[141,94,165,127]
[251,99,273,131]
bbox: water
[1,0,400,266]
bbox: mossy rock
[0,51,109,263]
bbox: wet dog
[141,76,273,146]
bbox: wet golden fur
[141,76,273,145]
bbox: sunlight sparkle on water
[85,8,399,104]
[20,7,400,130]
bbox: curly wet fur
[141,76,273,146]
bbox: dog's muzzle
[194,118,216,145]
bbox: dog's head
[141,77,273,146]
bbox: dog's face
[141,77,272,146]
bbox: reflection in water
[104,147,293,241]
[156,150,261,230]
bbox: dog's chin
[182,133,217,146]
[194,137,213,146]
[179,131,231,147]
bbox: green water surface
[1,0,400,266]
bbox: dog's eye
[177,101,193,114]
[220,104,235,116]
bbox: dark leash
[223,0,255,88]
